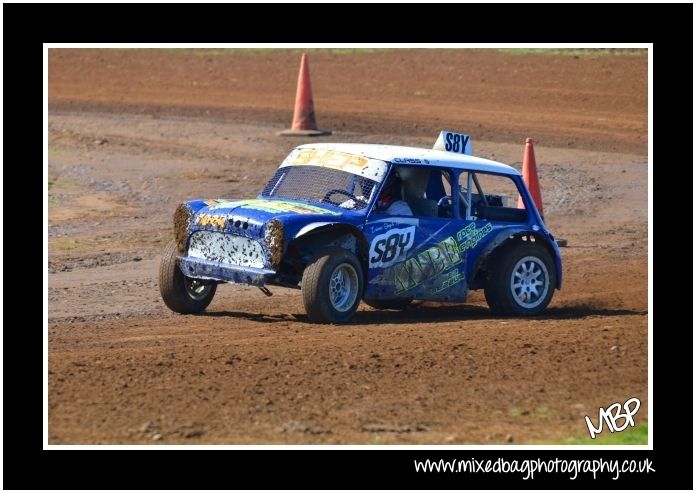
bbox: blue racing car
[159,131,562,323]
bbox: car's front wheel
[302,248,363,323]
[484,242,556,316]
[159,239,217,314]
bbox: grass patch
[313,48,382,55]
[564,422,648,445]
[172,48,273,57]
[47,177,81,192]
[53,237,77,250]
[495,48,646,57]
[508,405,554,418]
[508,406,527,417]
[533,406,552,417]
[153,48,384,57]
[100,47,645,59]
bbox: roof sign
[433,130,473,155]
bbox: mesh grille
[188,231,265,268]
[261,166,378,211]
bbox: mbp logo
[584,397,641,439]
[370,226,415,268]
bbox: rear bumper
[178,256,275,287]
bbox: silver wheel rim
[185,278,212,301]
[510,256,549,309]
[329,263,359,312]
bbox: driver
[375,170,413,216]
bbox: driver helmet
[377,173,401,210]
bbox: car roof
[296,143,521,176]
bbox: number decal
[445,132,453,152]
[369,226,416,268]
[452,133,460,153]
[382,234,399,262]
[443,132,470,154]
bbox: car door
[362,167,471,302]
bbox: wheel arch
[469,228,562,290]
[288,222,370,275]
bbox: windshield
[260,166,379,211]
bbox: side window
[375,166,453,218]
[458,172,528,223]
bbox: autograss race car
[159,131,562,323]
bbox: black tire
[363,298,412,310]
[302,247,364,323]
[159,239,217,314]
[484,242,556,316]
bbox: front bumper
[178,256,275,287]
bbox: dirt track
[47,49,648,444]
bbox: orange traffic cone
[279,53,331,136]
[517,138,543,216]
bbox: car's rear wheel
[363,298,412,310]
[302,248,363,323]
[484,242,556,316]
[159,239,217,314]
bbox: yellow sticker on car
[195,213,226,229]
[290,149,369,171]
